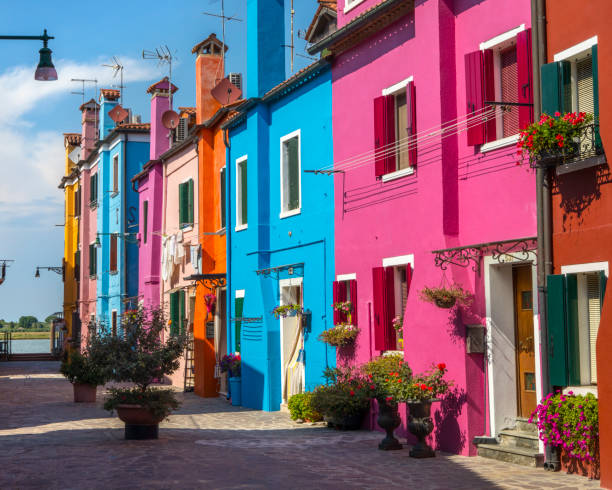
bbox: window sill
[89,275,97,279]
[381,167,415,182]
[109,271,118,276]
[180,225,194,232]
[563,386,598,397]
[480,134,519,153]
[216,228,226,236]
[235,224,248,232]
[111,192,119,198]
[89,202,98,209]
[280,208,301,219]
[383,350,404,357]
[343,0,365,14]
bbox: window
[374,79,416,178]
[220,167,226,230]
[235,290,245,353]
[344,0,364,13]
[280,130,301,216]
[88,243,97,277]
[142,200,148,244]
[465,26,533,147]
[89,173,98,206]
[179,179,194,228]
[110,234,118,273]
[547,270,607,387]
[112,155,119,194]
[236,156,248,229]
[74,188,81,218]
[74,250,80,281]
[169,290,186,336]
[332,279,358,328]
[372,263,412,352]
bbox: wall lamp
[35,265,64,277]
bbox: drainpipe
[223,127,232,401]
[123,133,128,322]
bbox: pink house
[309,0,538,459]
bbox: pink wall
[79,164,97,345]
[332,0,533,455]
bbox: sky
[0,0,319,322]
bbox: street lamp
[0,29,57,81]
[35,265,64,277]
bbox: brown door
[514,265,536,418]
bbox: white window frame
[235,155,248,231]
[382,254,414,268]
[336,273,356,281]
[478,24,526,153]
[280,129,302,219]
[235,289,245,299]
[344,0,365,14]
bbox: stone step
[499,429,540,450]
[8,353,56,362]
[477,443,544,468]
[514,417,538,434]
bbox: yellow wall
[62,143,79,344]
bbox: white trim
[280,129,302,217]
[381,166,415,182]
[181,225,193,232]
[235,224,248,232]
[180,176,194,184]
[383,350,404,357]
[343,0,365,14]
[235,155,248,228]
[336,273,356,281]
[554,36,598,62]
[279,277,303,288]
[109,136,124,151]
[563,386,598,397]
[381,76,413,96]
[480,134,520,153]
[480,24,525,51]
[382,254,414,268]
[235,289,245,299]
[561,261,609,277]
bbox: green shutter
[179,289,186,335]
[188,179,194,226]
[565,274,580,386]
[541,62,561,116]
[600,270,607,304]
[560,61,572,114]
[547,274,568,386]
[178,183,185,227]
[235,296,244,353]
[170,291,179,336]
[220,169,226,229]
[240,161,247,225]
[592,45,599,121]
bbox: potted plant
[392,315,403,349]
[100,307,186,440]
[288,392,322,423]
[311,367,373,430]
[362,354,412,450]
[60,350,107,403]
[517,112,594,165]
[220,353,241,406]
[272,304,303,319]
[319,323,359,347]
[204,293,217,315]
[530,391,599,478]
[419,284,472,309]
[333,301,352,316]
[403,363,452,458]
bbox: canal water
[10,339,51,354]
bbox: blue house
[94,89,150,332]
[223,0,335,411]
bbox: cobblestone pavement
[0,361,601,489]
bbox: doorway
[280,279,303,404]
[513,265,536,418]
[215,288,228,395]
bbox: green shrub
[311,367,373,419]
[288,392,322,422]
[60,351,107,386]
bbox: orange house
[190,34,243,397]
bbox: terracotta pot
[407,400,436,458]
[560,447,600,480]
[377,400,402,450]
[116,404,164,440]
[73,383,97,403]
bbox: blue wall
[226,64,335,411]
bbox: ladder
[183,333,195,392]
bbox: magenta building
[309,0,538,457]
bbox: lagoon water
[10,339,51,354]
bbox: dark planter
[377,400,402,450]
[116,404,164,440]
[407,400,436,458]
[326,411,365,430]
[73,382,97,403]
[434,297,456,308]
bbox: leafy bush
[60,351,107,386]
[288,392,322,422]
[362,354,411,402]
[311,367,373,419]
[319,324,359,347]
[104,387,180,420]
[402,363,452,402]
[530,391,598,462]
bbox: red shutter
[517,28,534,129]
[384,95,396,173]
[483,49,497,143]
[407,81,417,166]
[384,267,396,350]
[374,96,386,178]
[349,279,358,327]
[373,267,386,351]
[465,50,485,145]
[333,280,347,325]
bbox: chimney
[192,33,226,124]
[247,0,285,98]
[79,99,99,160]
[147,77,178,159]
[99,89,120,139]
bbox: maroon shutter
[407,81,417,166]
[373,267,386,351]
[374,96,386,178]
[517,28,534,129]
[483,49,497,142]
[465,50,485,145]
[333,280,341,325]
[349,279,358,327]
[384,95,396,173]
[384,267,396,350]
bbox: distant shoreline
[2,332,51,340]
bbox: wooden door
[514,266,536,418]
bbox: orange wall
[546,1,612,485]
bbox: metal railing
[537,123,604,166]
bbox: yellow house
[59,133,82,348]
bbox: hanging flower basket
[204,293,217,314]
[272,304,303,319]
[319,324,359,347]
[419,284,472,309]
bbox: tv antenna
[70,78,98,105]
[102,56,124,105]
[281,0,317,72]
[203,0,242,76]
[142,45,175,107]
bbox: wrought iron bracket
[490,237,538,264]
[255,262,304,278]
[433,247,481,274]
[184,273,227,289]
